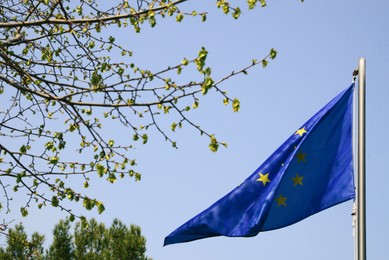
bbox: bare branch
[0,0,275,218]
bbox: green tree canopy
[0,218,151,259]
[74,218,150,259]
[47,219,74,260]
[0,223,45,259]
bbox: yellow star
[295,127,307,137]
[296,151,307,162]
[291,173,304,186]
[256,173,271,186]
[275,194,287,207]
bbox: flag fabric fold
[164,84,355,246]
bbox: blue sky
[3,1,389,259]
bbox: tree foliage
[0,218,151,260]
[74,218,150,259]
[47,219,74,260]
[0,223,45,259]
[0,0,280,219]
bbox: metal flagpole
[357,58,366,260]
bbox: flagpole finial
[352,69,359,82]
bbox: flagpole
[357,58,366,260]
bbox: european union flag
[164,84,355,246]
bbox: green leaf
[222,2,230,14]
[176,13,184,22]
[196,47,208,71]
[97,202,105,214]
[204,67,212,76]
[21,207,28,217]
[96,164,105,177]
[80,216,88,228]
[107,173,117,183]
[51,196,59,207]
[88,40,95,49]
[83,197,94,210]
[193,100,199,109]
[201,13,207,22]
[248,0,257,9]
[150,17,157,27]
[49,156,59,165]
[69,123,78,132]
[232,98,240,112]
[233,7,242,19]
[19,145,27,153]
[171,122,177,132]
[202,77,214,95]
[142,134,148,144]
[270,48,277,59]
[163,105,171,114]
[90,72,102,86]
[181,58,189,66]
[67,189,75,200]
[209,136,219,152]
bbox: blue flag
[164,84,355,246]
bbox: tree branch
[0,0,189,29]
